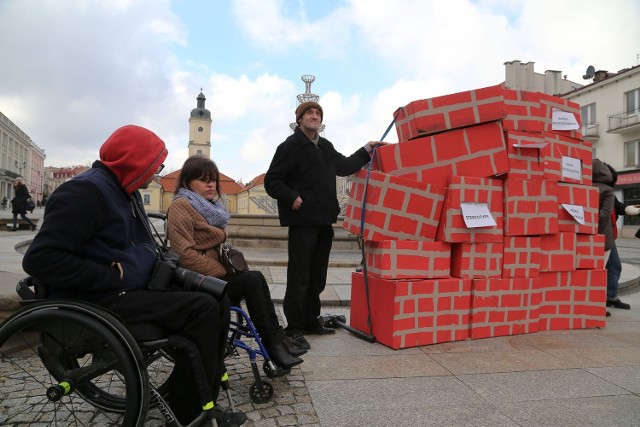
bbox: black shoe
[214,406,247,426]
[284,335,307,356]
[606,311,612,317]
[304,324,336,335]
[606,299,631,310]
[286,332,311,350]
[263,332,304,369]
[31,224,36,231]
[9,227,17,232]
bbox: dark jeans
[12,213,34,229]
[96,289,229,424]
[606,244,622,301]
[225,270,282,338]
[284,225,333,333]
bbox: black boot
[283,335,307,356]
[263,332,303,370]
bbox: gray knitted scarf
[174,188,229,228]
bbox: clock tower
[188,90,212,158]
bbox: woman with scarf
[167,156,305,372]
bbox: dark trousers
[284,225,333,333]
[13,213,34,228]
[97,290,229,424]
[225,270,282,338]
[606,244,622,300]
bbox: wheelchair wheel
[249,379,274,404]
[0,301,149,426]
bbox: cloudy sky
[1,0,638,183]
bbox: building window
[143,194,151,205]
[580,103,596,127]
[626,88,640,114]
[625,140,640,167]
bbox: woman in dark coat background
[10,177,36,231]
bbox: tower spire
[290,74,324,133]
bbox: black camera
[148,251,227,300]
[173,267,228,301]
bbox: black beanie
[295,101,323,124]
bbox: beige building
[0,111,46,203]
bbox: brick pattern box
[393,84,546,142]
[542,133,593,185]
[503,178,558,236]
[436,176,504,243]
[350,272,471,349]
[450,243,503,279]
[556,182,599,235]
[539,232,576,272]
[575,234,605,270]
[364,240,451,279]
[343,169,445,242]
[502,236,541,278]
[537,92,583,140]
[538,269,606,331]
[503,131,546,181]
[374,121,510,188]
[470,278,541,339]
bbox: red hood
[99,125,168,193]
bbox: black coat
[11,184,30,215]
[264,127,370,226]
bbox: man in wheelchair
[22,125,247,426]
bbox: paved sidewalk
[2,209,640,426]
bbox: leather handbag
[219,243,248,274]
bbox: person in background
[264,101,387,350]
[1,196,7,210]
[22,125,246,427]
[10,177,36,231]
[593,158,616,317]
[167,155,305,372]
[604,163,639,311]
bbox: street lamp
[15,161,26,175]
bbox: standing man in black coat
[264,101,386,349]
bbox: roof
[159,169,244,195]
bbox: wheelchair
[147,213,283,404]
[0,277,221,426]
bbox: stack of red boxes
[344,83,607,350]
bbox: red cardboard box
[503,236,541,278]
[436,176,504,243]
[556,182,599,235]
[470,278,541,339]
[542,133,593,185]
[503,178,558,236]
[343,169,445,242]
[575,234,605,269]
[393,84,546,142]
[364,240,451,279]
[539,232,576,272]
[350,272,471,349]
[450,242,503,279]
[537,92,583,140]
[374,121,510,188]
[503,131,546,181]
[538,269,606,331]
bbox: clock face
[198,126,203,132]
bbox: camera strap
[130,195,168,261]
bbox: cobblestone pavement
[0,303,319,427]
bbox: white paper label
[460,202,497,228]
[513,141,548,149]
[562,156,582,181]
[562,204,585,225]
[552,108,579,130]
